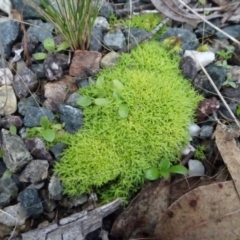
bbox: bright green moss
[54,41,202,203]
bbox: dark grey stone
[99,0,114,18]
[0,192,11,208]
[18,188,43,217]
[30,63,46,78]
[216,25,240,39]
[1,115,23,129]
[27,20,54,43]
[48,175,63,200]
[0,21,20,58]
[122,27,148,45]
[103,29,126,51]
[11,0,42,19]
[23,106,54,127]
[159,27,199,53]
[199,125,214,138]
[13,67,38,98]
[2,129,33,173]
[65,92,81,108]
[49,142,67,160]
[25,137,52,161]
[58,104,83,133]
[179,56,198,80]
[90,26,103,52]
[0,173,18,200]
[18,93,41,116]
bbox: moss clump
[54,41,202,203]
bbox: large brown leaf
[111,179,170,240]
[154,181,240,240]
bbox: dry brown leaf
[214,124,240,197]
[111,179,170,240]
[154,181,240,240]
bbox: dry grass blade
[26,0,101,51]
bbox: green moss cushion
[54,41,202,203]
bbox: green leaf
[51,124,63,130]
[9,125,17,135]
[92,105,101,113]
[42,129,56,142]
[145,167,160,180]
[76,96,92,107]
[113,91,121,100]
[229,81,237,88]
[198,0,206,5]
[56,41,70,52]
[118,104,129,118]
[0,150,3,158]
[94,98,110,106]
[96,76,105,88]
[43,37,55,51]
[159,170,170,179]
[40,116,51,129]
[33,53,47,60]
[159,158,170,171]
[169,165,188,175]
[113,79,124,91]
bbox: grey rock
[193,64,227,97]
[48,175,63,200]
[94,17,110,31]
[18,93,41,116]
[0,85,17,115]
[65,92,81,108]
[0,161,7,178]
[90,26,103,52]
[179,56,198,80]
[40,189,56,212]
[123,0,140,16]
[103,29,126,51]
[199,125,214,138]
[19,160,49,183]
[0,193,11,208]
[27,20,54,42]
[222,87,240,103]
[23,107,54,127]
[2,129,32,173]
[61,194,88,208]
[195,18,221,38]
[0,20,20,58]
[18,188,43,217]
[13,67,38,98]
[216,25,240,39]
[101,51,120,68]
[159,27,199,53]
[24,137,53,161]
[1,115,23,129]
[76,79,90,88]
[11,0,42,19]
[30,63,46,78]
[122,27,148,45]
[24,33,38,54]
[99,0,114,18]
[0,203,27,226]
[0,173,18,200]
[58,104,83,133]
[219,102,238,120]
[44,53,69,81]
[49,142,67,160]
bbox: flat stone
[69,50,102,77]
[101,51,120,68]
[0,85,17,115]
[2,129,32,173]
[0,68,13,85]
[19,160,49,183]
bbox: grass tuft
[26,0,100,50]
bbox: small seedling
[197,44,208,52]
[194,145,206,161]
[217,60,232,69]
[222,73,237,88]
[9,125,17,135]
[27,116,64,143]
[77,77,129,118]
[162,36,182,53]
[145,158,188,180]
[217,47,234,61]
[236,105,240,116]
[33,37,70,60]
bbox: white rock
[188,159,205,177]
[0,0,12,22]
[94,16,110,30]
[181,143,195,156]
[0,85,17,115]
[184,50,215,71]
[189,123,200,137]
[0,203,28,226]
[0,68,13,85]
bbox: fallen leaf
[111,179,170,240]
[214,124,240,197]
[154,181,240,240]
